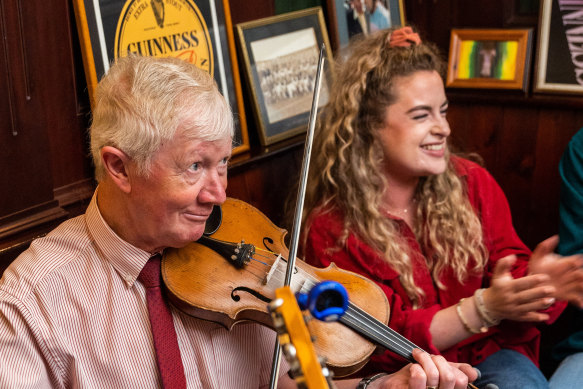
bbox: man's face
[126,128,232,252]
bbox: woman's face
[378,70,450,186]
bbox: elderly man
[0,55,476,388]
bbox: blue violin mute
[296,280,349,322]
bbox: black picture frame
[504,0,540,26]
[236,7,334,146]
[72,0,249,154]
[534,0,583,94]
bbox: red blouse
[304,157,565,374]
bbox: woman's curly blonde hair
[302,28,487,307]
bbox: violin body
[162,198,390,377]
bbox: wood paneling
[0,0,92,251]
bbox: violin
[163,197,412,377]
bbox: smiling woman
[299,26,581,389]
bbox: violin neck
[339,303,420,363]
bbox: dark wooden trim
[0,201,67,240]
[54,178,95,208]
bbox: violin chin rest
[204,204,222,235]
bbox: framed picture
[534,0,583,94]
[446,29,533,91]
[328,0,406,52]
[71,0,250,155]
[504,0,540,26]
[236,7,334,146]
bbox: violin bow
[268,44,327,389]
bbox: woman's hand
[528,235,583,308]
[483,255,556,322]
[371,349,478,389]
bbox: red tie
[139,254,187,389]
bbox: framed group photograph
[329,0,405,52]
[236,7,334,146]
[446,29,533,91]
[534,0,583,94]
[71,0,250,155]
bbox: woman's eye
[190,162,200,171]
[220,157,229,165]
[412,113,428,120]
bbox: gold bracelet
[456,298,487,334]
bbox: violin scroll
[269,286,334,389]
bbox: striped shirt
[0,192,286,388]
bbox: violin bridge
[263,254,283,285]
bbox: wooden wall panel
[41,0,92,192]
[0,0,60,219]
[227,144,304,230]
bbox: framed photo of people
[446,29,533,91]
[328,0,405,53]
[236,7,334,146]
[534,0,583,94]
[71,0,250,155]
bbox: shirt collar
[85,188,151,287]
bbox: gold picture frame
[446,28,533,91]
[71,0,249,155]
[236,7,334,146]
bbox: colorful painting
[457,40,518,80]
[446,29,533,91]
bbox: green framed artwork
[446,28,533,91]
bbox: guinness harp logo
[151,0,164,28]
[114,0,214,75]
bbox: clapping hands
[483,235,583,323]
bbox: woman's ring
[426,386,438,389]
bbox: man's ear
[101,146,132,193]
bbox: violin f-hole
[231,286,271,303]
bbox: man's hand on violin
[367,349,477,389]
[528,235,583,308]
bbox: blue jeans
[549,352,583,388]
[473,349,549,389]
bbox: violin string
[341,305,417,362]
[248,256,269,266]
[347,304,419,351]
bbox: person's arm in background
[548,128,583,389]
[558,128,583,256]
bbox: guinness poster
[73,0,249,153]
[535,0,583,93]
